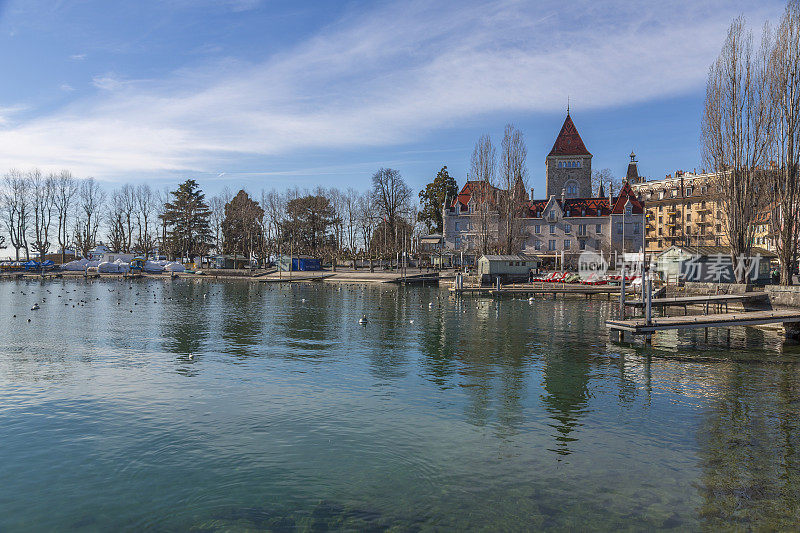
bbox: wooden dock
[606,309,800,336]
[451,285,635,298]
[624,293,767,311]
[259,273,335,283]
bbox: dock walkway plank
[623,293,767,308]
[606,309,800,334]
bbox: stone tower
[545,113,592,198]
[625,151,642,183]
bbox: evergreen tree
[418,166,457,233]
[161,179,212,261]
[222,190,264,264]
[283,194,337,255]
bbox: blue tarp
[294,257,321,271]
[22,260,55,271]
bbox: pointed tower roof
[626,151,639,182]
[548,113,592,157]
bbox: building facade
[630,171,727,254]
[443,113,645,266]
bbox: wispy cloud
[91,74,128,91]
[69,53,86,61]
[0,0,785,178]
[0,105,27,127]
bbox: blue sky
[0,0,788,197]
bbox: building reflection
[695,362,800,529]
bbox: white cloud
[0,0,786,179]
[60,84,75,92]
[91,74,128,91]
[69,53,86,61]
[0,105,28,127]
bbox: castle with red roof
[442,112,645,266]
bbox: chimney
[530,187,535,201]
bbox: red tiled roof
[450,181,500,209]
[528,197,612,217]
[527,184,644,217]
[548,114,591,157]
[610,182,645,214]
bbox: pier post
[784,322,800,340]
[619,264,626,317]
[645,272,652,326]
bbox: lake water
[1,278,799,531]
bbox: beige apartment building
[631,171,729,254]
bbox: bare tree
[357,191,376,267]
[498,124,529,254]
[370,168,412,258]
[75,178,106,258]
[110,184,136,253]
[470,134,497,256]
[767,2,800,285]
[591,168,619,197]
[107,189,127,252]
[155,187,171,258]
[262,188,285,261]
[134,184,156,255]
[328,187,345,266]
[702,16,772,282]
[209,194,226,255]
[344,187,361,257]
[54,170,78,264]
[30,170,56,263]
[1,170,30,261]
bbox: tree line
[702,1,800,285]
[0,167,436,266]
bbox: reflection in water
[541,352,590,456]
[2,279,800,530]
[159,281,209,356]
[696,363,800,530]
[219,281,264,358]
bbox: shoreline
[0,268,449,285]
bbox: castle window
[567,184,578,197]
